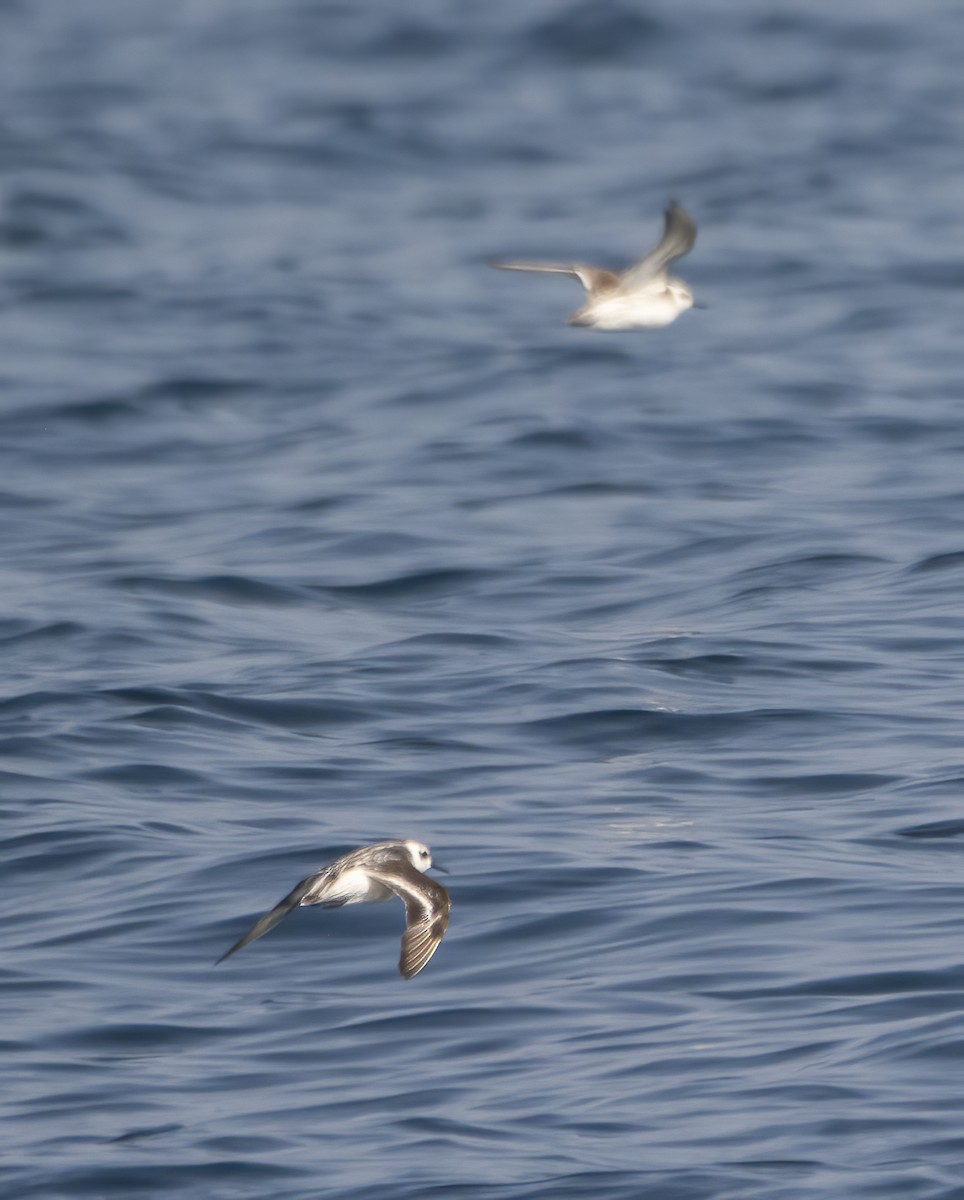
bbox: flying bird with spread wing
[493,201,698,330]
[217,840,450,980]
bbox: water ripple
[3,1,964,1198]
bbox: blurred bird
[492,200,698,330]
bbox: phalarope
[493,201,698,330]
[217,839,450,979]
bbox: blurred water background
[3,1,964,1197]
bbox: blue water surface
[2,1,964,1197]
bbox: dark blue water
[3,1,964,1197]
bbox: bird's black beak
[432,863,449,874]
[692,301,709,310]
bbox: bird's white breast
[324,866,392,905]
[576,289,690,330]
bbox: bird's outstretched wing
[492,262,621,297]
[215,872,340,964]
[621,201,697,289]
[368,859,451,980]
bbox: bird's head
[403,839,447,874]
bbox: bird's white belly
[322,867,393,905]
[575,290,686,330]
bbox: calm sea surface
[3,2,964,1198]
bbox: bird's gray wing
[367,859,451,980]
[491,262,621,298]
[621,202,696,289]
[215,870,340,964]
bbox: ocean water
[3,1,964,1197]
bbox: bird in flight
[216,839,451,979]
[492,201,698,330]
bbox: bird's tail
[215,878,315,964]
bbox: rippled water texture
[3,1,964,1197]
